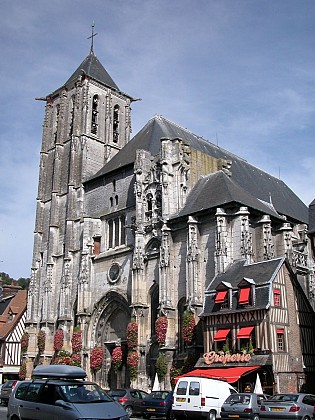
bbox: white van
[172,376,236,420]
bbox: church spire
[88,22,98,54]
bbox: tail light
[260,405,266,411]
[160,401,167,406]
[12,381,17,389]
[201,397,205,406]
[118,397,129,403]
[244,408,252,413]
[289,405,300,412]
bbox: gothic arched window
[113,104,119,143]
[91,94,99,135]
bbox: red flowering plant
[127,350,139,379]
[112,346,123,372]
[90,346,104,372]
[19,360,27,380]
[182,311,195,343]
[53,349,72,365]
[156,353,167,379]
[71,328,82,353]
[155,316,168,346]
[54,329,64,352]
[170,365,183,389]
[37,330,46,353]
[126,321,138,349]
[20,332,29,355]
[71,352,82,367]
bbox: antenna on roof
[88,22,98,53]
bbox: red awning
[215,290,227,303]
[213,329,230,341]
[237,326,254,339]
[277,328,284,334]
[239,288,250,304]
[274,289,280,294]
[175,366,260,384]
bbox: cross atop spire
[88,22,98,53]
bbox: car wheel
[302,417,311,420]
[167,410,175,420]
[125,405,133,417]
[143,415,150,419]
[208,410,217,420]
[252,415,260,420]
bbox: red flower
[127,350,139,379]
[54,329,64,352]
[182,311,195,343]
[90,346,104,372]
[20,332,29,355]
[71,353,82,367]
[155,316,168,346]
[37,330,46,353]
[127,322,138,349]
[53,349,72,365]
[112,347,123,372]
[19,361,27,380]
[71,329,82,353]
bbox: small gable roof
[0,290,27,339]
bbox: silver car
[7,365,129,420]
[221,393,268,420]
[259,393,315,419]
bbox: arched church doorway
[93,292,131,389]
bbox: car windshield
[270,394,299,402]
[58,383,112,403]
[225,394,251,405]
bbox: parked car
[260,393,315,419]
[221,393,268,420]
[141,390,174,419]
[7,365,129,420]
[0,379,18,405]
[172,376,236,420]
[108,388,149,417]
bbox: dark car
[260,393,315,419]
[141,390,173,420]
[108,388,149,417]
[0,379,18,405]
[7,365,129,420]
[221,392,268,420]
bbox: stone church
[24,43,315,391]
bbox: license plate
[228,415,240,418]
[271,407,285,411]
[176,397,186,402]
[147,409,156,412]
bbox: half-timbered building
[0,289,27,383]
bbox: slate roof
[64,51,119,90]
[201,258,284,316]
[86,115,308,224]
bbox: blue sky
[0,0,314,279]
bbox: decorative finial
[88,22,98,53]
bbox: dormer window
[239,287,251,305]
[215,290,227,303]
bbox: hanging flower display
[170,365,183,388]
[126,321,138,349]
[54,329,64,352]
[19,360,27,380]
[37,330,46,353]
[112,346,123,372]
[155,316,168,346]
[20,332,29,355]
[90,346,104,372]
[156,353,168,379]
[127,350,139,379]
[53,349,72,365]
[71,352,82,367]
[182,311,196,343]
[71,328,82,353]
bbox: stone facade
[25,48,315,391]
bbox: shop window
[277,328,285,351]
[273,289,281,306]
[91,94,99,135]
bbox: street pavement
[0,405,6,420]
